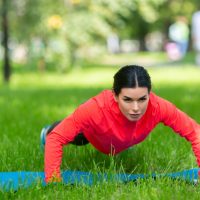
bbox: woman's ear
[112,90,118,102]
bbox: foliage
[1,0,200,75]
[4,0,200,44]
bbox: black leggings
[47,121,89,146]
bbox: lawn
[1,52,200,199]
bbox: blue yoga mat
[0,168,199,191]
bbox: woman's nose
[132,101,139,112]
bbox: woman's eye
[123,98,132,102]
[139,98,146,102]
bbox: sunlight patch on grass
[99,52,167,66]
[5,65,200,91]
[149,66,200,86]
[9,68,116,89]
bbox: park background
[1,0,200,199]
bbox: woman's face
[114,87,150,121]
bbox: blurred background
[1,0,200,83]
[1,2,200,192]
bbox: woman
[42,65,200,183]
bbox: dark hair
[113,65,151,95]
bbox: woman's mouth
[129,113,141,119]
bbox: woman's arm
[158,96,200,167]
[44,99,96,183]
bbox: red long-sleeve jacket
[45,90,200,182]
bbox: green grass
[1,52,200,199]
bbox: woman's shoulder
[149,91,176,111]
[92,89,113,107]
[150,91,174,103]
[149,92,168,108]
[95,89,113,98]
[149,91,159,103]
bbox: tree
[2,0,200,80]
[1,0,11,83]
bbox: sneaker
[40,125,51,150]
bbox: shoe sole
[40,125,50,150]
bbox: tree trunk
[2,0,11,83]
